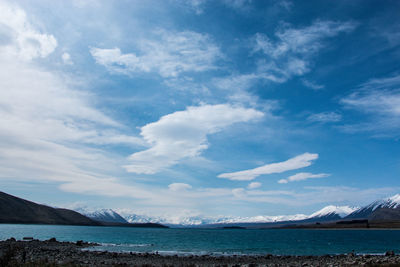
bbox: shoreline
[1,238,400,266]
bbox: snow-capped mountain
[309,205,358,220]
[78,209,128,224]
[119,206,356,226]
[212,214,309,224]
[123,214,226,226]
[74,195,400,226]
[346,194,400,220]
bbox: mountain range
[84,194,400,227]
[2,190,400,228]
[100,205,358,226]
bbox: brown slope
[0,191,99,225]
[369,207,400,221]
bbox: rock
[48,237,57,242]
[76,240,83,246]
[6,237,16,242]
[23,237,34,241]
[385,251,395,256]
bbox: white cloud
[212,20,355,103]
[213,74,262,105]
[61,52,73,65]
[222,0,252,9]
[90,29,222,78]
[169,183,192,191]
[278,172,329,184]
[0,55,151,190]
[232,188,246,198]
[214,73,260,91]
[218,152,318,181]
[124,104,264,174]
[340,74,400,136]
[307,111,342,123]
[0,1,57,61]
[253,20,356,82]
[0,58,152,199]
[342,90,400,116]
[247,182,261,189]
[0,1,153,201]
[179,0,208,14]
[178,0,252,14]
[230,186,399,207]
[302,79,324,90]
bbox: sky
[1,0,400,219]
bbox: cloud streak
[218,152,318,181]
[90,29,222,77]
[253,20,356,83]
[278,172,329,184]
[340,74,400,137]
[307,112,342,123]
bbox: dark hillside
[0,191,99,225]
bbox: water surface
[1,224,399,255]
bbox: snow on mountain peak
[75,208,127,223]
[94,209,119,219]
[309,205,358,218]
[387,194,400,208]
[119,205,363,225]
[363,193,400,211]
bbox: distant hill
[0,191,99,226]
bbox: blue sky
[1,0,400,219]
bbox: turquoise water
[1,224,400,255]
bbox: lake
[1,224,399,256]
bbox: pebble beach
[1,238,400,266]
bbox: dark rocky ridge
[0,191,99,226]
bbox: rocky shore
[1,238,400,266]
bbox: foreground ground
[1,239,400,266]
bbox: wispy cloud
[213,20,356,105]
[307,111,342,123]
[61,52,73,65]
[247,182,261,189]
[124,104,264,174]
[253,20,356,83]
[302,79,325,90]
[218,152,318,181]
[340,74,400,136]
[278,172,329,184]
[178,0,252,15]
[90,29,222,78]
[169,183,192,191]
